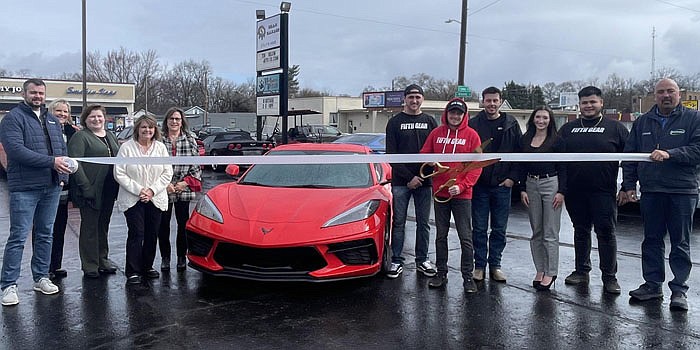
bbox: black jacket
[622,105,700,194]
[468,111,522,187]
[385,111,437,186]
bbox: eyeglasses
[169,118,182,122]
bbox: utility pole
[458,0,468,86]
[81,0,87,110]
[650,26,656,80]
[204,70,209,126]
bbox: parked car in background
[333,133,386,154]
[116,126,134,145]
[193,125,226,140]
[185,143,393,281]
[273,124,344,144]
[203,131,275,172]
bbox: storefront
[0,77,135,131]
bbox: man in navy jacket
[0,78,71,306]
[621,78,700,311]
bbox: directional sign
[455,85,471,98]
[256,74,280,96]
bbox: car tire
[211,151,223,172]
[380,213,392,273]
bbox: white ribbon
[73,153,653,165]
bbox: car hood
[214,184,384,245]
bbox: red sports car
[185,143,393,281]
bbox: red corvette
[185,143,393,281]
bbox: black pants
[124,201,162,276]
[50,200,68,272]
[564,191,618,281]
[157,201,191,259]
[434,198,474,279]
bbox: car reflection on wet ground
[0,169,700,348]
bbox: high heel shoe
[535,276,557,291]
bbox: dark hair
[162,107,189,135]
[79,104,107,129]
[23,78,46,90]
[132,115,161,141]
[578,86,602,99]
[481,86,501,100]
[522,106,559,151]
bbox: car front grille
[213,243,327,275]
[186,230,214,256]
[327,238,378,265]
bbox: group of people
[0,79,202,306]
[386,79,700,312]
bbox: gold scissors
[419,140,499,203]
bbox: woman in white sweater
[114,115,173,285]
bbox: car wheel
[380,213,392,273]
[211,151,223,172]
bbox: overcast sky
[1,0,698,96]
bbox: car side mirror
[225,164,240,177]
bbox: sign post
[255,13,288,143]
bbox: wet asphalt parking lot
[1,169,700,349]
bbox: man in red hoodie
[420,98,483,292]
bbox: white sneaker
[33,277,59,295]
[2,285,19,306]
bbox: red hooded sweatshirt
[419,98,482,200]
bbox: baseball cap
[403,84,424,96]
[447,100,467,113]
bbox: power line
[654,0,700,13]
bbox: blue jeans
[391,185,432,264]
[471,184,511,270]
[640,193,697,293]
[1,186,61,289]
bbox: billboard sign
[385,91,404,108]
[257,95,280,116]
[256,48,281,71]
[363,92,385,108]
[256,74,280,96]
[256,15,281,52]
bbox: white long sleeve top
[114,139,173,212]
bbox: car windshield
[239,150,372,188]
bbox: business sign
[256,74,280,96]
[455,85,471,98]
[256,15,281,52]
[363,91,405,109]
[683,100,698,110]
[257,95,280,116]
[256,47,281,71]
[0,85,22,94]
[559,92,579,107]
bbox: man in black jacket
[468,86,522,283]
[385,84,438,279]
[559,86,628,294]
[621,78,700,311]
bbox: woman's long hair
[522,106,558,151]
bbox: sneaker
[33,277,59,295]
[670,291,689,311]
[463,279,477,293]
[417,261,437,277]
[473,269,485,281]
[428,274,448,288]
[2,285,19,306]
[490,268,507,282]
[603,279,621,294]
[386,263,403,279]
[161,257,171,272]
[126,274,142,285]
[629,283,663,301]
[564,271,590,285]
[145,268,160,279]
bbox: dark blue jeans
[640,192,697,293]
[471,184,511,270]
[391,185,432,264]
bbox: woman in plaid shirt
[158,107,202,272]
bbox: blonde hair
[132,115,161,141]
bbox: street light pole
[81,0,87,110]
[458,0,468,86]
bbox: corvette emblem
[261,227,273,235]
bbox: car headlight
[323,200,381,227]
[195,195,224,224]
